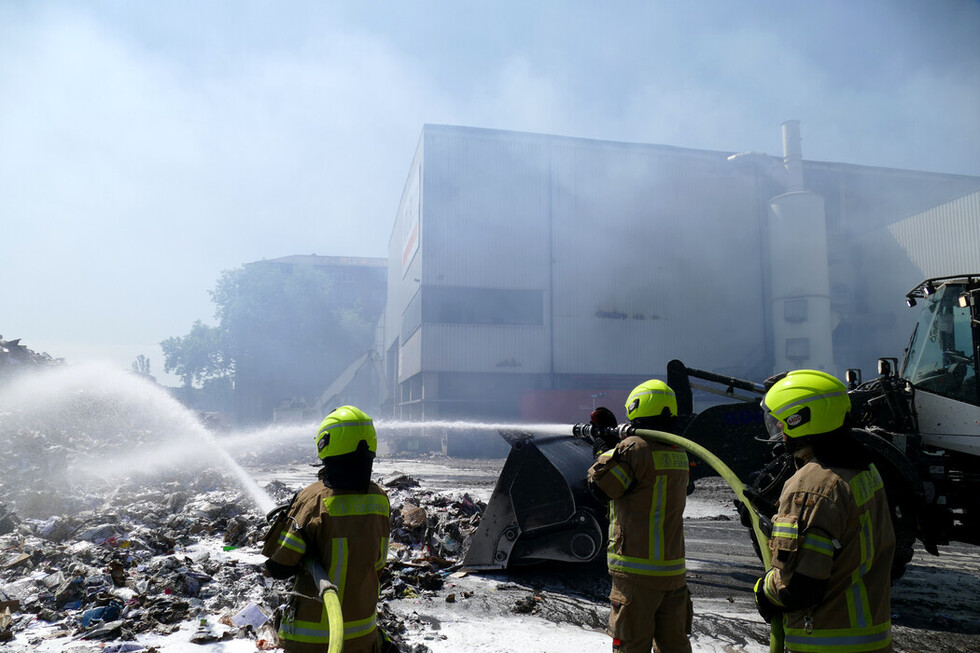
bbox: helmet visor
[763,411,784,442]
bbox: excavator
[463,274,980,580]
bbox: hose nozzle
[573,422,633,450]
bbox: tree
[162,262,375,422]
[161,320,229,388]
[130,354,156,382]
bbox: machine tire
[741,452,794,564]
[892,528,916,581]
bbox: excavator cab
[902,276,980,412]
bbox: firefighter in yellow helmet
[754,370,895,653]
[262,406,391,653]
[587,380,693,653]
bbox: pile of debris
[0,360,491,650]
[0,461,487,651]
[0,337,62,381]
[381,472,485,601]
[0,476,276,648]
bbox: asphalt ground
[377,458,980,652]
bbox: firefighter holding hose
[587,380,693,653]
[262,406,391,653]
[753,370,895,652]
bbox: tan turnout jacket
[588,434,689,590]
[265,481,390,653]
[763,452,895,653]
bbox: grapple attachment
[462,431,606,570]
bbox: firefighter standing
[263,406,391,653]
[587,380,693,653]
[754,370,895,653]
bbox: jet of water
[0,362,276,514]
[376,419,573,436]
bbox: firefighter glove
[754,577,781,623]
[589,406,619,450]
[590,406,617,430]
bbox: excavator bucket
[462,402,769,572]
[462,431,606,570]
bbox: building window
[422,287,543,326]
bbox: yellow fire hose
[304,558,345,653]
[632,427,785,653]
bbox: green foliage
[162,263,375,409]
[161,320,228,388]
[131,354,153,378]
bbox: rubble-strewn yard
[0,449,489,651]
[2,363,979,652]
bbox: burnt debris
[0,451,486,651]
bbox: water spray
[376,419,572,435]
[0,363,276,514]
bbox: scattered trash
[382,473,422,489]
[2,553,29,570]
[0,589,20,613]
[0,505,19,536]
[231,601,270,630]
[1,607,14,642]
[79,600,122,628]
[190,617,222,643]
[0,337,63,374]
[0,367,487,653]
[512,594,542,615]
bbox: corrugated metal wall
[416,126,552,374]
[815,166,980,375]
[549,138,768,376]
[422,127,551,288]
[421,324,550,372]
[404,126,771,379]
[889,191,980,278]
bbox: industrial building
[382,123,980,432]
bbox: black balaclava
[809,427,874,470]
[319,440,376,493]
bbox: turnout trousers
[609,576,692,653]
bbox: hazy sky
[2,1,978,384]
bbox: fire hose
[304,557,345,653]
[575,423,784,652]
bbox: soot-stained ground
[365,458,980,653]
[1,425,978,652]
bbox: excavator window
[904,284,979,407]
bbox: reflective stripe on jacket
[765,457,895,653]
[587,435,688,590]
[265,480,390,652]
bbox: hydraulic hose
[629,427,784,653]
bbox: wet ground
[370,456,980,653]
[2,448,978,652]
